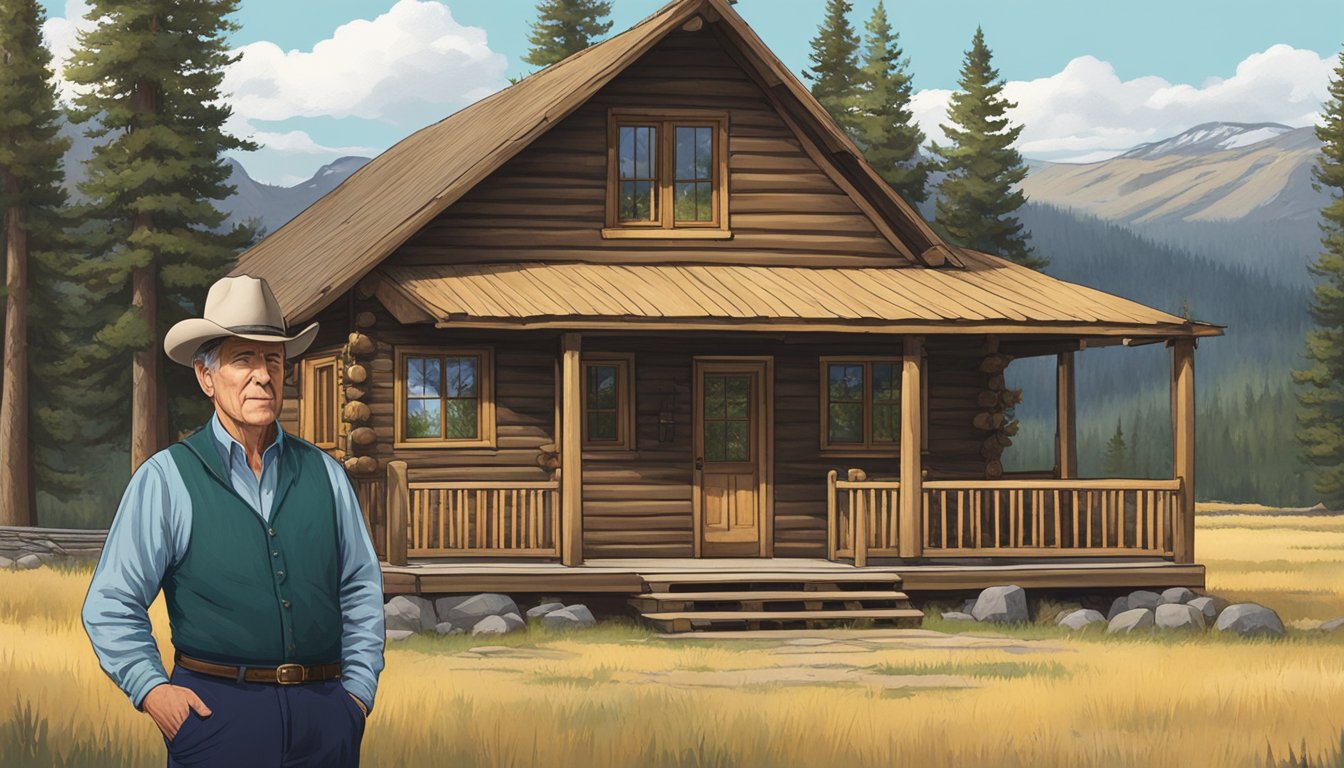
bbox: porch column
[386,460,408,566]
[1170,338,1196,564]
[899,336,925,558]
[560,333,584,565]
[1055,352,1078,479]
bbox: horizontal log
[921,479,1183,491]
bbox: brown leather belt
[175,652,342,685]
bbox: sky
[35,0,1344,186]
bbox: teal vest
[164,424,343,666]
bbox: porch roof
[369,249,1223,338]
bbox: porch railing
[920,479,1182,557]
[827,472,1183,561]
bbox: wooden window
[582,354,635,450]
[819,357,901,452]
[300,354,340,450]
[604,108,730,239]
[393,346,495,449]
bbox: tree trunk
[130,255,160,473]
[0,182,34,525]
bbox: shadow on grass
[1264,730,1344,768]
[0,700,148,768]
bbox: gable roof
[228,0,960,326]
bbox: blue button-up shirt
[81,412,385,713]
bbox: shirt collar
[210,410,285,467]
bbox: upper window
[300,354,340,450]
[394,346,495,449]
[820,358,900,451]
[604,109,730,239]
[582,354,635,451]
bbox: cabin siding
[387,29,907,270]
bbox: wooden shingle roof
[367,249,1221,338]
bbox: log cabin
[228,0,1223,630]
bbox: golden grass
[1,513,1341,767]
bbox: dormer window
[603,108,730,239]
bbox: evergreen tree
[522,0,612,67]
[0,0,77,524]
[855,0,928,204]
[64,0,257,473]
[1294,47,1344,507]
[1102,419,1128,477]
[931,27,1043,268]
[804,0,862,138]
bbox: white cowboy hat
[163,275,319,367]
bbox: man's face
[195,337,286,427]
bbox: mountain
[1118,122,1296,161]
[219,156,370,237]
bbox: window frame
[603,107,731,239]
[393,345,496,449]
[581,353,636,451]
[817,355,903,454]
[299,353,341,450]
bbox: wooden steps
[629,570,922,632]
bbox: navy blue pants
[162,665,365,767]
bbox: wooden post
[386,460,408,566]
[899,336,925,558]
[826,470,838,561]
[560,333,584,565]
[849,469,868,567]
[1055,351,1078,479]
[1171,339,1196,564]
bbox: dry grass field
[2,512,1342,768]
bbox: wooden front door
[693,359,772,557]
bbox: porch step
[629,570,921,632]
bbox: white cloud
[913,45,1333,163]
[245,130,376,157]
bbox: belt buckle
[275,663,306,685]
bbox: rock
[1214,604,1285,638]
[471,615,512,636]
[526,602,565,618]
[1155,603,1206,631]
[385,630,415,642]
[385,595,435,632]
[501,612,526,632]
[563,604,595,625]
[34,553,57,566]
[542,605,597,630]
[435,622,464,636]
[1107,608,1155,635]
[961,599,977,614]
[1106,596,1130,620]
[1160,587,1196,605]
[1200,594,1231,615]
[0,556,13,569]
[1187,597,1221,623]
[436,593,520,627]
[940,611,977,622]
[15,554,42,570]
[1057,609,1106,631]
[1318,617,1344,633]
[1126,590,1161,611]
[971,585,1028,624]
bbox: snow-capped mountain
[1117,122,1297,161]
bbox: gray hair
[192,337,227,372]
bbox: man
[81,274,386,767]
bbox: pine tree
[1294,47,1344,507]
[64,0,257,473]
[804,0,862,138]
[855,0,928,204]
[1103,420,1128,477]
[931,27,1043,268]
[522,0,613,67]
[0,0,77,524]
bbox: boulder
[15,554,42,570]
[1187,597,1221,623]
[1318,617,1344,633]
[939,611,977,622]
[435,622,464,636]
[501,612,526,632]
[526,602,566,618]
[961,599,977,614]
[385,630,415,642]
[1057,609,1106,631]
[1160,587,1196,605]
[1106,596,1130,620]
[1126,590,1161,611]
[970,585,1029,624]
[0,556,13,569]
[1155,603,1206,631]
[1107,608,1155,635]
[384,595,435,632]
[471,615,512,636]
[1214,604,1285,638]
[541,605,597,630]
[436,593,520,627]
